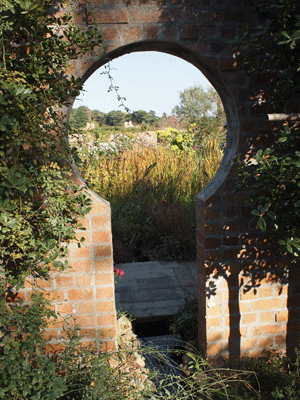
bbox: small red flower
[114,268,124,278]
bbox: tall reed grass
[78,131,224,262]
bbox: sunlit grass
[78,131,224,262]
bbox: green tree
[147,110,159,125]
[105,110,125,126]
[172,84,225,131]
[70,105,91,129]
[91,109,106,126]
[236,0,300,261]
[131,110,150,124]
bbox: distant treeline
[69,106,174,129]
[70,84,226,133]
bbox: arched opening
[68,41,239,347]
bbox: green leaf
[258,216,266,231]
[251,209,260,216]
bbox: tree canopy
[70,106,91,129]
[172,84,225,136]
[105,110,125,126]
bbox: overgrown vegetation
[76,126,225,262]
[236,0,300,261]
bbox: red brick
[95,273,113,285]
[94,244,112,258]
[94,257,113,272]
[89,199,110,214]
[44,290,64,302]
[207,316,221,328]
[209,40,226,55]
[55,276,74,287]
[260,312,274,323]
[97,301,115,312]
[241,338,257,352]
[275,310,288,322]
[96,287,114,299]
[130,8,162,23]
[262,325,283,335]
[91,215,110,229]
[75,275,92,286]
[124,27,142,41]
[145,26,158,39]
[77,301,95,314]
[92,230,111,243]
[251,298,283,312]
[76,315,95,327]
[57,303,75,314]
[68,260,91,272]
[162,25,178,40]
[97,314,116,326]
[258,337,274,348]
[75,231,89,243]
[241,313,257,324]
[70,246,91,259]
[207,342,223,355]
[207,331,223,342]
[42,330,58,341]
[94,9,129,24]
[67,288,93,300]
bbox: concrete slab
[115,260,197,320]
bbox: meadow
[74,126,225,263]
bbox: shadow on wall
[205,226,298,363]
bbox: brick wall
[37,0,300,362]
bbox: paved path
[114,260,197,320]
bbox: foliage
[0,2,103,396]
[172,84,226,140]
[156,127,195,153]
[132,109,158,126]
[105,110,125,126]
[236,0,300,108]
[169,296,198,342]
[0,0,102,289]
[236,0,300,262]
[238,125,300,260]
[91,109,106,126]
[69,106,91,130]
[0,292,66,400]
[241,350,300,400]
[0,296,155,400]
[77,132,224,262]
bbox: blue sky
[74,51,212,118]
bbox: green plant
[0,292,66,399]
[172,84,225,139]
[236,0,300,263]
[0,1,107,397]
[0,0,102,289]
[156,127,195,153]
[77,130,223,262]
[169,296,198,342]
[238,125,300,260]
